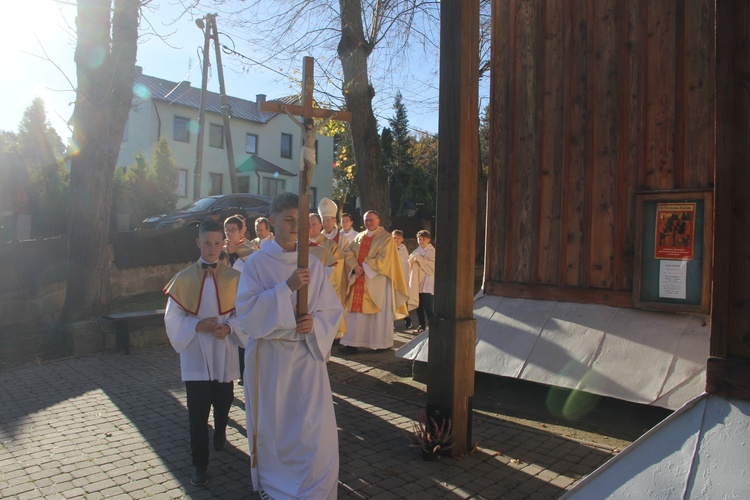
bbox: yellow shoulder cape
[163,261,240,315]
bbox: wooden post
[707,0,750,401]
[193,16,212,201]
[427,0,479,456]
[208,15,239,194]
[258,57,351,314]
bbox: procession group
[162,194,436,498]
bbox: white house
[117,66,335,208]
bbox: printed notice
[659,260,687,299]
[655,202,696,260]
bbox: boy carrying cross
[236,192,343,499]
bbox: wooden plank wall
[486,0,714,306]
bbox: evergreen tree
[408,132,438,216]
[400,166,435,218]
[381,127,394,168]
[113,138,179,228]
[389,92,413,172]
[386,92,414,216]
[151,136,178,209]
[17,98,65,170]
[14,99,69,237]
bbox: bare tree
[172,1,440,227]
[171,1,491,227]
[60,0,141,322]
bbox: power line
[220,45,300,84]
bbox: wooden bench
[102,309,165,354]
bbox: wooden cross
[258,56,351,315]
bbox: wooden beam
[427,0,479,457]
[710,0,750,394]
[258,99,352,122]
[712,0,750,357]
[484,281,633,308]
[706,357,750,401]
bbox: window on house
[246,133,258,154]
[209,173,223,196]
[262,177,286,198]
[209,123,224,148]
[174,116,190,142]
[177,169,188,197]
[238,176,250,193]
[281,133,293,159]
[309,187,317,210]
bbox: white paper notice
[659,260,687,299]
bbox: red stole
[349,234,374,313]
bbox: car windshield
[182,197,217,212]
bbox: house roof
[236,155,297,177]
[132,66,297,124]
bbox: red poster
[654,203,696,260]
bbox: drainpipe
[152,100,162,140]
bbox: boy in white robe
[163,220,247,487]
[236,192,344,500]
[408,229,436,333]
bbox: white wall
[117,98,335,207]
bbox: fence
[0,228,199,327]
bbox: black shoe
[237,378,244,386]
[404,318,413,329]
[338,345,359,354]
[191,466,208,486]
[373,348,391,352]
[417,326,426,333]
[214,429,226,451]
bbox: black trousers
[185,380,234,466]
[238,347,245,381]
[416,292,434,329]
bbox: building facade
[117,66,335,208]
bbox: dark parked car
[141,194,271,236]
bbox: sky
[1,0,456,143]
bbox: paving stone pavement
[0,345,618,499]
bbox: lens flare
[84,45,106,69]
[546,363,602,421]
[133,83,151,99]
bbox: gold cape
[163,260,240,316]
[310,234,348,336]
[235,239,256,261]
[344,226,409,318]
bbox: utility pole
[192,15,212,201]
[209,15,238,193]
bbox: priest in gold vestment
[309,213,347,339]
[339,210,409,353]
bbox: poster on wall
[654,202,696,260]
[633,192,712,314]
